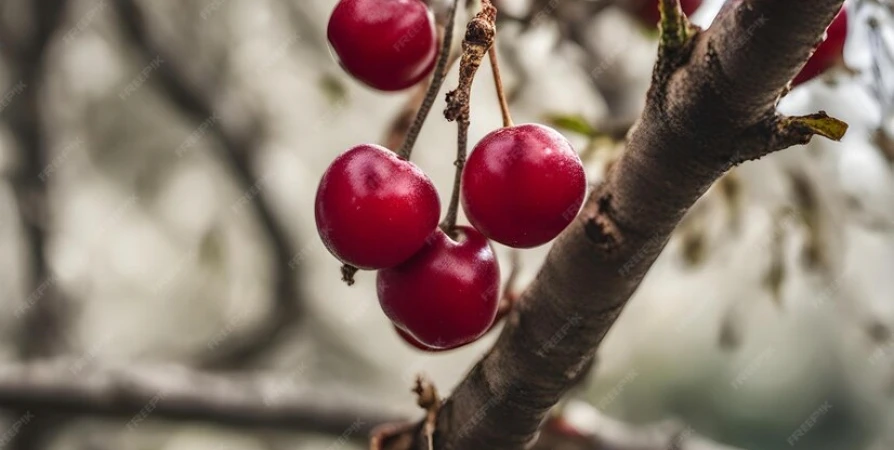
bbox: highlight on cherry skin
[327,0,438,91]
[792,6,848,87]
[394,325,459,352]
[314,144,441,270]
[377,226,501,350]
[461,123,587,249]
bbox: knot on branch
[583,193,622,252]
[413,375,440,410]
[464,4,496,47]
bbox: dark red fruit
[792,7,848,87]
[327,0,438,91]
[315,144,440,270]
[461,124,586,248]
[378,227,500,349]
[632,0,703,28]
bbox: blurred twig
[282,1,326,53]
[0,1,73,449]
[114,0,303,370]
[534,404,743,450]
[0,360,740,450]
[0,0,72,363]
[383,82,431,151]
[0,360,400,437]
[382,49,461,151]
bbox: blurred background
[0,0,893,448]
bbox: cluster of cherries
[318,0,848,352]
[320,0,587,351]
[625,0,848,87]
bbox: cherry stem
[441,0,497,237]
[488,43,514,127]
[439,119,468,238]
[395,0,461,161]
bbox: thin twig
[437,126,467,237]
[396,0,461,160]
[383,50,463,151]
[488,44,514,127]
[535,403,744,450]
[440,0,497,236]
[114,0,302,369]
[384,82,431,151]
[413,375,440,450]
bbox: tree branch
[0,361,739,450]
[0,1,73,448]
[1,0,72,362]
[114,0,303,369]
[0,360,399,437]
[419,1,847,448]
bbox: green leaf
[784,112,849,142]
[545,113,596,137]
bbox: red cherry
[315,144,440,270]
[631,0,703,28]
[327,0,438,91]
[461,124,586,248]
[377,226,500,349]
[792,7,847,87]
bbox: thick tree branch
[114,0,303,369]
[422,1,847,448]
[0,360,399,437]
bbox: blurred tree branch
[0,360,738,450]
[0,0,71,363]
[533,409,744,450]
[0,1,73,448]
[114,0,304,370]
[0,360,398,438]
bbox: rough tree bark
[412,1,848,448]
